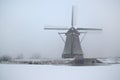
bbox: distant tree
[30,53,41,59]
[16,54,24,59]
[0,55,12,62]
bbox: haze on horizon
[0,0,120,58]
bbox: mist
[0,0,120,58]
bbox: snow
[98,57,120,64]
[0,64,120,80]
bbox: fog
[0,0,120,58]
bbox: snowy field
[0,64,120,80]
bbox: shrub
[0,55,12,62]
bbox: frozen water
[0,64,120,80]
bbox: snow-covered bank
[0,64,120,80]
[98,57,120,64]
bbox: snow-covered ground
[0,64,120,80]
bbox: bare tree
[30,53,41,59]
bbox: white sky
[0,0,120,58]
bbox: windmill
[44,6,102,59]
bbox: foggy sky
[0,0,120,58]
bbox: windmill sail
[44,25,69,30]
[77,28,102,30]
[71,6,74,27]
[44,27,69,30]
